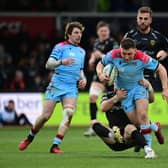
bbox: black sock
[27,134,34,142]
[131,130,147,148]
[92,123,110,137]
[90,103,97,120]
[51,144,58,148]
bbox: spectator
[0,100,31,127]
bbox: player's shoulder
[93,38,101,46]
[152,29,167,39]
[54,41,69,49]
[78,45,86,55]
[111,49,122,59]
[108,38,119,45]
[134,50,150,63]
[124,28,137,37]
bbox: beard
[138,24,149,32]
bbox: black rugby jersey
[124,28,168,58]
[92,38,119,82]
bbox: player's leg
[124,124,156,159]
[135,98,153,147]
[150,121,164,144]
[18,99,56,151]
[84,82,104,137]
[50,97,77,154]
[92,120,123,143]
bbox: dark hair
[96,21,110,31]
[138,6,152,17]
[120,38,136,49]
[64,21,84,40]
[8,100,15,104]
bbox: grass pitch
[0,126,168,168]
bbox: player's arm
[96,61,110,83]
[101,89,127,112]
[156,63,168,102]
[88,50,103,71]
[78,69,87,89]
[45,57,74,70]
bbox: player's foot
[112,126,123,143]
[18,135,34,151]
[83,127,96,137]
[50,145,63,154]
[134,145,141,152]
[144,146,157,159]
[155,122,164,144]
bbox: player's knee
[89,95,98,102]
[124,124,137,138]
[60,108,74,127]
[41,112,51,122]
[139,113,148,123]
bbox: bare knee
[60,108,74,127]
[138,112,149,124]
[89,95,98,102]
[41,112,52,122]
[124,124,137,139]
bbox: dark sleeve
[159,34,168,51]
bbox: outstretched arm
[101,89,127,112]
[156,63,168,102]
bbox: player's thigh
[62,97,77,109]
[43,99,57,115]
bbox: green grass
[0,126,168,168]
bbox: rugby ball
[103,64,118,86]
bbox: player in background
[97,38,168,152]
[92,78,157,158]
[18,21,87,154]
[124,6,168,91]
[84,21,119,136]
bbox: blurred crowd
[0,22,64,92]
[0,1,168,92]
[0,0,165,13]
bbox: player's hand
[156,50,168,61]
[98,73,110,83]
[61,58,74,65]
[78,78,87,89]
[139,78,151,88]
[162,88,168,103]
[93,50,103,59]
[116,89,127,100]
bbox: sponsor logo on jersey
[150,40,156,46]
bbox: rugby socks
[90,103,97,120]
[131,130,147,148]
[150,122,158,132]
[53,134,64,146]
[92,123,110,137]
[140,124,152,147]
[27,128,38,142]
